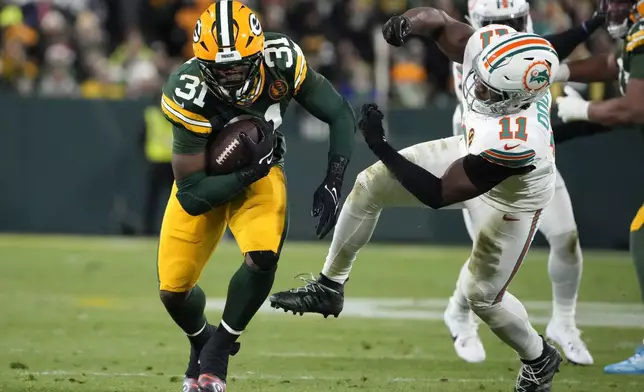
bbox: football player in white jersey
[449,0,605,366]
[272,7,565,391]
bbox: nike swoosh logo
[172,96,185,108]
[504,144,520,150]
[259,147,274,165]
[503,214,520,222]
[325,185,338,205]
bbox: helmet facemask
[197,52,263,105]
[464,54,548,116]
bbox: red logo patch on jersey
[504,144,520,150]
[269,80,289,100]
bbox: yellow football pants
[632,204,644,232]
[158,167,288,292]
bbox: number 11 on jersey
[499,116,527,141]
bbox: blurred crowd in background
[0,0,613,107]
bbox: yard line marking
[206,297,644,328]
[22,371,610,385]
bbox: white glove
[556,86,590,123]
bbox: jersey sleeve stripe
[479,149,535,168]
[627,35,644,52]
[292,42,308,93]
[161,95,210,123]
[161,99,211,134]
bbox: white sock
[451,261,472,313]
[547,231,582,325]
[321,188,381,284]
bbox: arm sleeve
[369,142,444,209]
[462,154,533,191]
[369,143,531,209]
[175,171,249,216]
[295,67,357,160]
[544,14,605,60]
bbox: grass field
[1,235,643,392]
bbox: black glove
[311,155,348,239]
[236,120,275,186]
[358,103,387,150]
[382,15,412,47]
[582,11,606,34]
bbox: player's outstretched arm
[359,105,531,209]
[557,45,644,126]
[555,53,619,83]
[544,13,605,61]
[294,68,356,238]
[382,7,474,63]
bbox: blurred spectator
[0,0,618,105]
[390,38,429,108]
[141,93,174,235]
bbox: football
[207,119,261,175]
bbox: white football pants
[322,135,544,359]
[452,107,582,324]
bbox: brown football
[207,119,261,175]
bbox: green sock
[221,262,276,333]
[632,227,644,303]
[163,285,210,346]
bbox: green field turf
[1,235,643,392]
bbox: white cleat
[546,321,594,365]
[443,297,486,363]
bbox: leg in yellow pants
[158,167,288,292]
[157,167,287,384]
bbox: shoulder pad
[627,22,644,52]
[263,32,308,93]
[161,59,212,134]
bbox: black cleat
[515,338,562,392]
[181,377,200,392]
[198,328,241,389]
[269,274,344,317]
[197,374,226,392]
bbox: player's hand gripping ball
[382,15,412,47]
[358,103,387,149]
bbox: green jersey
[161,32,312,163]
[618,20,644,96]
[618,20,644,135]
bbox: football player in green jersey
[554,0,644,375]
[157,1,356,391]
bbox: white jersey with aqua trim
[463,90,556,213]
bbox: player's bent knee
[349,166,387,205]
[459,269,495,312]
[159,290,190,309]
[548,229,581,263]
[246,251,279,272]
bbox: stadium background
[1,0,643,248]
[1,2,644,392]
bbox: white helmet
[467,0,532,32]
[464,32,560,116]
